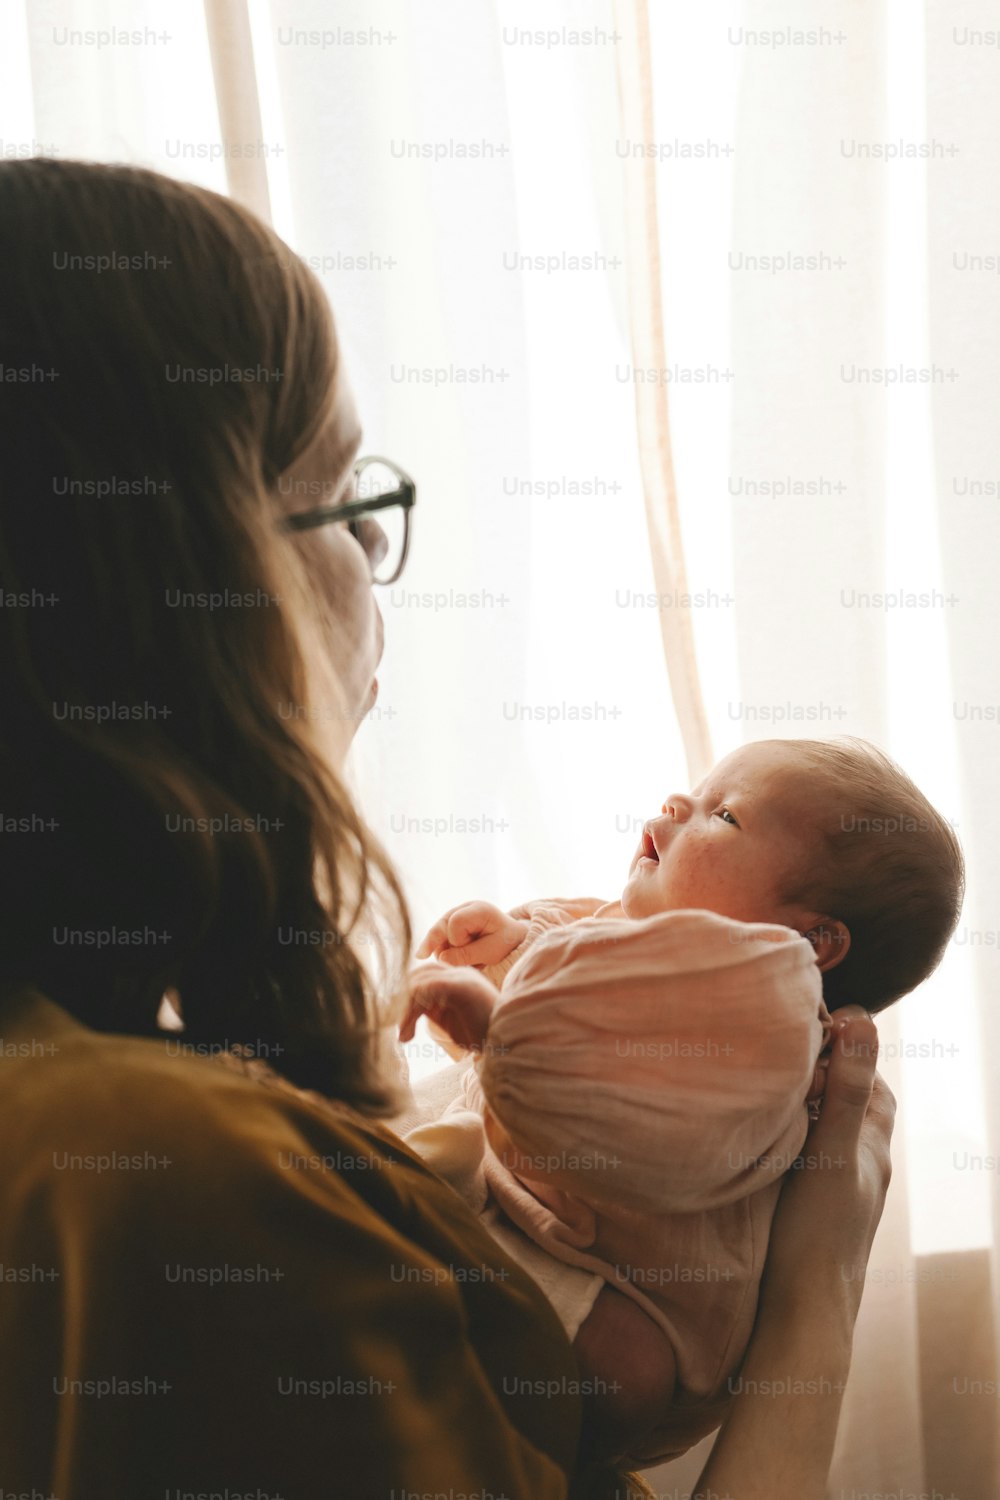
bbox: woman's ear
[804,918,851,972]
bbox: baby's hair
[774,737,964,1013]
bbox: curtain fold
[202,0,271,220]
[613,0,714,786]
[925,0,1000,1423]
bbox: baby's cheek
[661,838,715,907]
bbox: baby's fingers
[398,998,422,1044]
[416,905,468,958]
[416,919,449,959]
[399,963,450,1040]
[444,901,498,948]
[416,901,495,959]
[398,987,451,1044]
[435,937,494,967]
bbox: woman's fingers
[863,1068,897,1185]
[805,1004,895,1241]
[763,1005,897,1325]
[810,1006,879,1148]
[868,1068,897,1131]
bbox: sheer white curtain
[7,0,998,1492]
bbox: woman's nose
[661,794,694,823]
[353,516,389,577]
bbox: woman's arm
[692,1006,895,1500]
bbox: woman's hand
[416,901,529,969]
[760,1004,895,1325]
[694,1004,895,1500]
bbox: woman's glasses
[280,455,416,585]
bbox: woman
[0,158,893,1498]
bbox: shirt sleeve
[477,908,830,1215]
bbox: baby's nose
[661,794,693,822]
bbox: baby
[397,737,963,1464]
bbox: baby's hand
[416,900,529,969]
[398,962,498,1052]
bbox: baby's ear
[805,918,851,972]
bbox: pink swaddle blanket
[460,903,831,1460]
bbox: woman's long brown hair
[0,158,410,1112]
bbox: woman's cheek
[307,528,381,714]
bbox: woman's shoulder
[0,988,460,1216]
[0,992,582,1488]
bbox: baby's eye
[715,807,740,827]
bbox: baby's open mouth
[641,828,659,863]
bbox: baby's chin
[620,873,673,921]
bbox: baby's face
[621,742,821,928]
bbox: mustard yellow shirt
[0,989,581,1497]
